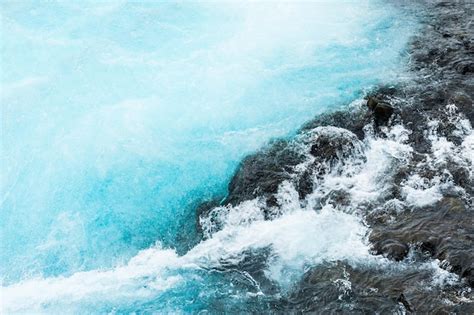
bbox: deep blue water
[1,1,417,312]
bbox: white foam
[2,197,372,313]
[2,245,183,313]
[401,174,443,208]
[400,106,474,208]
[424,260,461,288]
[304,124,413,213]
[193,204,372,288]
[462,133,474,174]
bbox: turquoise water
[1,1,416,312]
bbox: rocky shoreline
[195,0,473,313]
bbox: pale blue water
[1,1,417,312]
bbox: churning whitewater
[2,0,473,313]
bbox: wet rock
[309,127,364,167]
[293,127,365,201]
[265,195,279,208]
[224,139,305,206]
[448,166,472,194]
[367,97,394,126]
[373,103,394,125]
[195,198,223,236]
[378,239,409,261]
[280,261,473,313]
[455,61,474,75]
[397,293,413,313]
[296,169,313,200]
[464,267,474,287]
[309,133,357,165]
[452,91,474,123]
[420,239,438,256]
[310,137,335,158]
[369,197,474,286]
[366,97,379,111]
[300,108,370,140]
[452,91,473,107]
[212,247,279,295]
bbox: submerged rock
[280,261,473,314]
[377,239,409,261]
[369,198,474,286]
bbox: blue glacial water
[1,1,417,312]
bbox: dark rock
[281,261,473,313]
[452,91,474,124]
[310,137,334,157]
[211,247,279,295]
[464,267,474,287]
[309,133,357,165]
[366,97,394,126]
[453,92,472,106]
[367,97,379,110]
[224,139,305,206]
[369,198,474,286]
[420,240,437,256]
[196,198,222,220]
[373,102,394,124]
[309,127,364,167]
[397,293,413,313]
[300,108,370,140]
[265,195,278,208]
[296,169,313,200]
[456,61,474,75]
[380,240,409,261]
